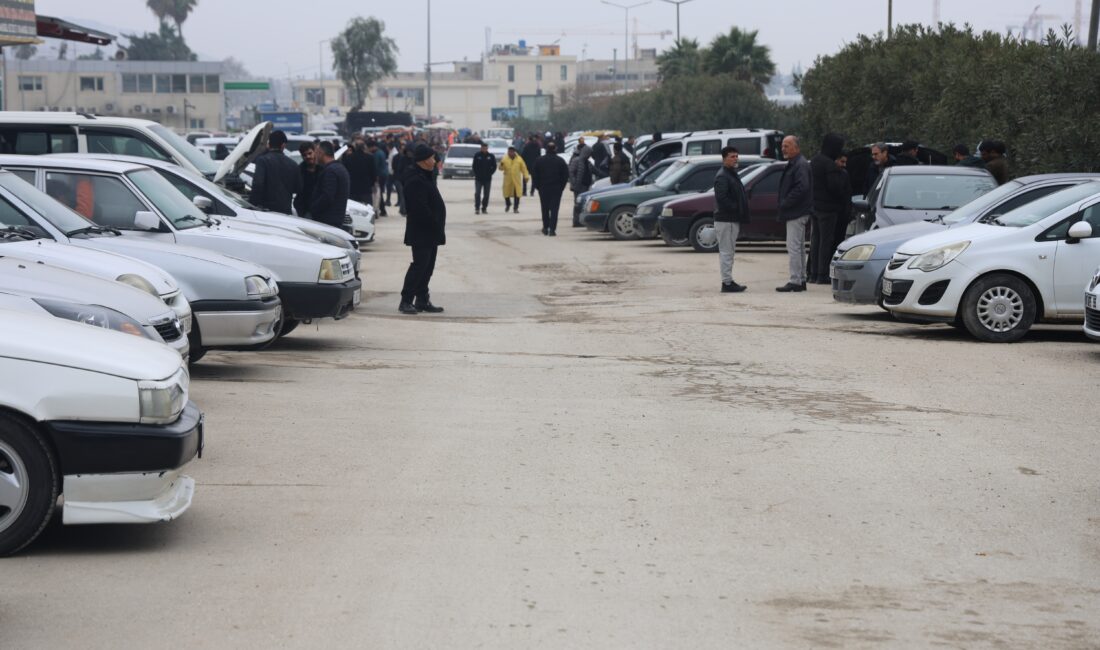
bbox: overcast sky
[36,0,1086,79]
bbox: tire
[661,230,689,247]
[609,206,637,240]
[442,174,452,180]
[277,318,300,338]
[187,322,206,364]
[0,412,58,556]
[959,273,1037,343]
[689,217,718,253]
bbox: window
[536,64,543,81]
[45,171,148,228]
[172,74,187,93]
[79,76,104,92]
[681,168,719,192]
[0,128,77,155]
[753,170,781,194]
[9,169,36,185]
[686,140,721,156]
[507,65,515,82]
[305,88,325,105]
[83,128,172,161]
[189,118,205,129]
[205,75,220,93]
[989,186,1068,218]
[0,195,38,229]
[561,65,568,81]
[155,74,172,94]
[189,74,205,93]
[152,168,233,217]
[122,74,138,93]
[508,90,515,106]
[727,137,762,155]
[17,76,43,91]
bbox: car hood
[663,191,714,213]
[0,239,179,296]
[839,220,944,255]
[79,236,270,276]
[876,206,953,228]
[895,222,1011,256]
[215,121,272,183]
[232,207,357,242]
[590,185,667,206]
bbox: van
[635,128,784,172]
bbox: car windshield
[448,147,477,158]
[155,165,251,211]
[655,160,692,189]
[640,159,675,183]
[486,139,508,149]
[995,182,1100,228]
[126,168,210,230]
[940,180,1025,224]
[738,164,769,184]
[149,124,221,176]
[0,172,94,234]
[882,173,995,210]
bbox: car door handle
[1039,254,1048,260]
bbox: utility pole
[1090,0,1100,50]
[660,0,695,43]
[888,0,893,38]
[426,0,433,122]
[602,0,650,94]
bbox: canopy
[35,15,115,46]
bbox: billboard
[0,0,38,46]
[518,95,552,121]
[491,107,519,122]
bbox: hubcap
[976,286,1024,332]
[615,211,635,236]
[697,225,718,249]
[0,440,29,534]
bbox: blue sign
[260,112,307,134]
[491,107,519,122]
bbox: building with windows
[575,55,660,97]
[2,59,226,131]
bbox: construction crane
[496,24,673,59]
[1007,5,1064,41]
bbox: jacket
[778,154,813,221]
[309,160,350,228]
[810,134,849,215]
[985,157,1009,185]
[713,166,749,223]
[472,151,497,182]
[402,165,446,247]
[569,152,593,193]
[248,148,301,214]
[293,161,320,217]
[342,149,375,201]
[956,155,985,168]
[533,153,570,196]
[393,152,411,178]
[521,141,541,170]
[374,148,389,178]
[499,155,529,198]
[608,153,631,185]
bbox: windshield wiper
[67,224,120,237]
[175,214,211,226]
[990,217,1008,226]
[0,225,41,240]
[927,215,945,223]
[883,205,911,210]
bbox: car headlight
[907,241,970,272]
[587,200,600,212]
[138,366,188,424]
[302,228,353,250]
[245,275,276,298]
[840,245,876,262]
[318,257,348,282]
[34,298,151,339]
[116,273,159,297]
[661,207,674,217]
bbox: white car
[441,144,479,179]
[484,138,510,160]
[1085,265,1100,341]
[0,308,201,555]
[882,181,1100,342]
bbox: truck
[259,111,308,135]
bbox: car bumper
[633,213,660,239]
[279,279,362,320]
[830,258,889,304]
[582,212,609,231]
[192,297,282,347]
[657,215,691,241]
[1085,300,1100,340]
[444,168,473,178]
[882,263,973,321]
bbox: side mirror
[193,195,213,213]
[852,198,870,212]
[1067,220,1093,242]
[133,210,161,231]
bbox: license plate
[882,279,893,296]
[1088,294,1097,309]
[353,289,362,307]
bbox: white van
[635,128,784,172]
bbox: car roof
[0,112,160,128]
[1013,172,1100,184]
[60,153,185,172]
[883,165,993,176]
[0,154,147,173]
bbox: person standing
[864,142,893,195]
[499,146,529,213]
[607,142,631,185]
[980,140,1009,184]
[714,146,748,293]
[533,141,570,236]
[521,135,542,196]
[894,140,922,166]
[808,133,848,284]
[392,145,411,216]
[569,143,594,227]
[369,140,388,217]
[248,130,301,214]
[308,142,350,229]
[472,142,497,214]
[832,154,853,251]
[399,144,447,315]
[293,142,320,218]
[342,136,375,205]
[776,135,813,293]
[953,144,984,167]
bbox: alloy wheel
[0,440,29,535]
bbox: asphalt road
[5,179,1099,648]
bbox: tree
[657,38,704,80]
[147,0,198,39]
[331,17,398,111]
[14,44,36,60]
[703,27,776,92]
[125,21,196,61]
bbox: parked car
[853,165,996,232]
[441,144,480,179]
[484,138,510,159]
[0,308,202,555]
[581,156,725,240]
[832,174,1100,305]
[882,182,1100,342]
[1086,265,1100,341]
[4,156,360,328]
[634,129,783,173]
[652,160,786,251]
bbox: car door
[0,125,78,155]
[42,169,175,242]
[744,168,782,239]
[1051,202,1100,315]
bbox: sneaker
[775,282,807,293]
[398,301,419,314]
[721,281,747,293]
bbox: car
[882,182,1100,342]
[194,136,240,160]
[642,159,779,248]
[572,158,682,228]
[4,156,360,328]
[634,129,784,173]
[307,129,340,140]
[484,138,510,159]
[852,165,997,232]
[832,174,1100,306]
[1085,265,1100,341]
[0,308,202,555]
[581,156,726,240]
[441,144,480,179]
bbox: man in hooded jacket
[808,133,848,284]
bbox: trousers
[475,179,491,210]
[786,215,810,284]
[539,189,564,233]
[400,245,438,304]
[714,221,741,284]
[505,195,521,211]
[810,211,838,279]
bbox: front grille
[919,280,951,305]
[343,215,353,225]
[882,279,913,306]
[887,254,912,271]
[340,259,353,279]
[1086,307,1100,331]
[153,318,183,342]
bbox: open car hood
[215,121,272,183]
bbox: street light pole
[427,0,433,122]
[660,0,695,43]
[888,0,893,38]
[1089,0,1099,50]
[602,0,650,94]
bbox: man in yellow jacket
[499,146,529,213]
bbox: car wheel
[959,273,1037,343]
[689,217,718,253]
[661,230,689,247]
[187,323,206,364]
[609,206,637,240]
[442,174,452,180]
[875,273,889,311]
[0,413,58,556]
[278,318,300,338]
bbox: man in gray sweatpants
[713,146,748,292]
[776,135,813,292]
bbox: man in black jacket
[714,146,748,293]
[248,130,301,214]
[309,141,350,229]
[293,142,320,218]
[521,135,542,196]
[342,136,376,204]
[777,135,813,292]
[808,132,848,284]
[532,142,570,236]
[472,142,496,214]
[399,144,447,315]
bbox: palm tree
[703,27,776,92]
[657,38,704,80]
[146,0,198,38]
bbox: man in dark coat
[953,144,985,168]
[808,132,848,284]
[293,142,320,218]
[392,145,413,215]
[309,141,350,229]
[472,142,497,214]
[532,142,570,236]
[864,142,894,195]
[248,130,301,214]
[714,146,749,293]
[399,144,447,315]
[607,142,631,185]
[521,135,542,196]
[777,135,813,293]
[894,140,922,166]
[342,137,376,204]
[980,140,1009,184]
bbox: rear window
[883,173,996,211]
[447,147,477,159]
[726,137,761,155]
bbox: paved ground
[5,179,1099,648]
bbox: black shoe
[482,207,488,213]
[475,208,480,214]
[721,281,747,293]
[542,228,548,235]
[572,221,582,227]
[513,208,519,213]
[812,279,830,285]
[415,300,444,313]
[399,301,419,314]
[775,282,806,293]
[549,230,557,236]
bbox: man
[499,146,529,213]
[369,140,389,217]
[392,145,413,216]
[568,143,594,227]
[776,135,813,293]
[607,142,631,185]
[248,130,301,214]
[472,142,497,214]
[399,143,447,315]
[808,133,848,285]
[342,136,375,205]
[591,135,610,178]
[894,140,922,166]
[864,142,893,195]
[521,135,542,196]
[293,142,320,219]
[980,140,1009,184]
[533,141,570,236]
[833,154,853,252]
[953,144,984,167]
[713,146,749,293]
[309,141,350,229]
